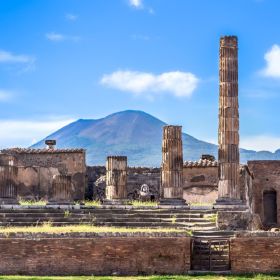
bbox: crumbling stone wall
[127,167,161,200]
[87,165,220,203]
[86,166,106,199]
[16,166,60,200]
[0,149,86,201]
[183,165,218,204]
[0,234,190,275]
[239,165,253,208]
[248,160,280,226]
[87,166,160,201]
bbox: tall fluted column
[0,161,18,205]
[216,35,242,205]
[160,125,186,205]
[104,156,128,204]
[48,175,74,205]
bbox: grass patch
[18,199,161,207]
[0,224,189,234]
[0,274,279,279]
[19,199,47,206]
[83,200,102,207]
[131,201,158,207]
[204,214,217,223]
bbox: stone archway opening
[263,189,277,226]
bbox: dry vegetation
[0,223,189,234]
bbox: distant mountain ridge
[31,110,280,166]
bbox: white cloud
[65,13,78,21]
[129,0,142,8]
[0,90,13,102]
[0,50,34,64]
[261,44,280,78]
[46,32,65,42]
[0,119,74,149]
[240,135,280,152]
[45,32,80,42]
[100,70,199,98]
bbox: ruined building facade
[0,36,280,229]
[0,146,86,202]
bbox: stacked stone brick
[217,36,241,204]
[160,125,185,205]
[105,156,128,203]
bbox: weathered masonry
[0,158,18,205]
[48,175,74,205]
[160,125,186,205]
[216,35,242,206]
[0,233,191,276]
[0,146,86,201]
[105,156,128,203]
[248,161,280,227]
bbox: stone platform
[0,206,217,230]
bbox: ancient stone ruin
[160,125,186,205]
[0,35,279,275]
[215,35,243,207]
[104,156,128,204]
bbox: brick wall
[248,160,280,225]
[0,234,190,275]
[231,236,280,273]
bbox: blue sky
[0,0,280,151]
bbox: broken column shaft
[160,125,186,205]
[105,156,128,204]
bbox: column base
[0,198,19,205]
[213,198,248,210]
[102,199,131,205]
[159,198,187,206]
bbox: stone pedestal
[0,165,18,205]
[215,36,244,209]
[160,126,186,206]
[104,156,129,205]
[48,175,74,205]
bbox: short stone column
[104,156,128,204]
[48,174,74,205]
[160,125,186,205]
[0,164,18,205]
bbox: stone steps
[0,208,217,230]
[0,212,211,219]
[0,208,216,214]
[0,222,216,230]
[0,219,216,228]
